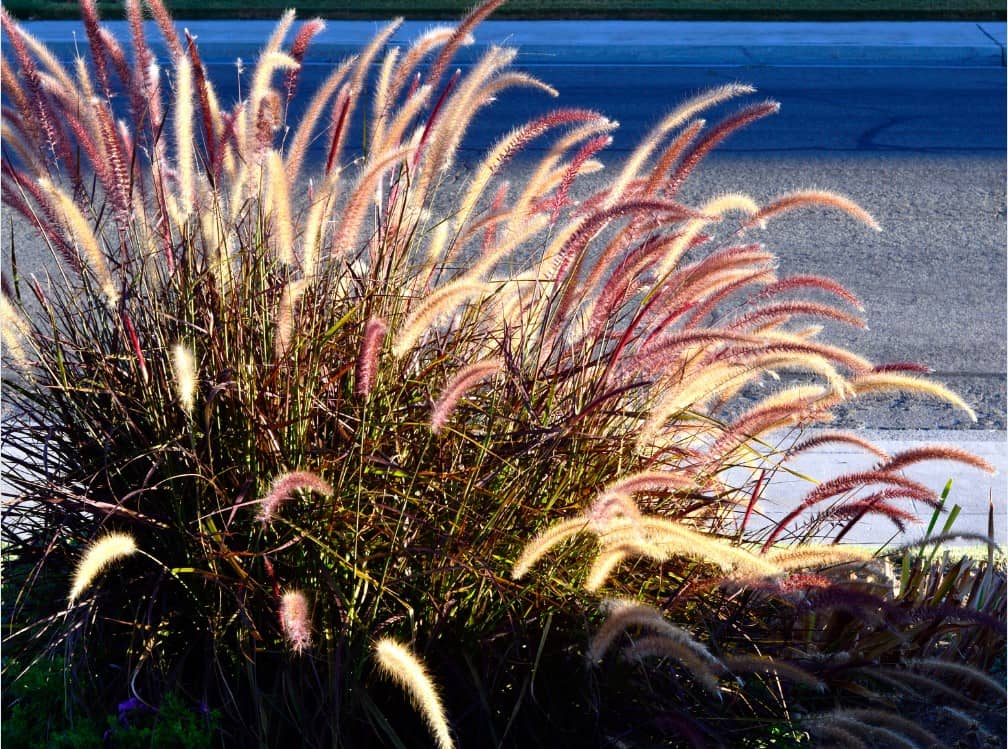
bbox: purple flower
[116,696,154,724]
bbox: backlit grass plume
[68,533,138,603]
[171,343,198,415]
[257,471,334,523]
[1,1,1001,746]
[374,638,454,749]
[279,590,312,653]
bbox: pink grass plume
[355,317,388,398]
[257,471,334,523]
[279,590,312,653]
[430,358,502,434]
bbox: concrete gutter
[738,429,1007,549]
[21,19,1008,67]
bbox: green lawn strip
[6,0,1005,20]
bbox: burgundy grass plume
[325,85,352,175]
[355,317,388,398]
[550,133,612,221]
[756,274,865,311]
[285,18,325,103]
[145,0,185,60]
[666,101,780,196]
[727,300,868,332]
[79,0,112,96]
[828,497,921,535]
[761,471,939,551]
[426,0,505,89]
[786,431,891,461]
[876,445,996,476]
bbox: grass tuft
[1,2,1002,745]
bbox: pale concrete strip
[737,429,1007,549]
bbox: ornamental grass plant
[1,1,1003,746]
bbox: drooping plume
[39,177,119,307]
[391,281,488,358]
[430,358,502,434]
[68,532,138,602]
[373,638,454,749]
[257,471,333,523]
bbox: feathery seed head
[68,532,137,603]
[1,295,32,370]
[585,491,642,532]
[430,358,502,434]
[274,280,307,357]
[355,317,388,398]
[391,281,488,358]
[621,634,724,696]
[38,177,119,307]
[765,546,875,572]
[171,343,197,415]
[511,517,589,580]
[584,547,633,591]
[279,590,312,653]
[374,638,454,749]
[850,372,977,422]
[257,471,334,523]
[877,444,996,476]
[749,190,881,232]
[173,55,195,216]
[265,150,294,264]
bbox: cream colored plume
[391,281,488,358]
[765,546,875,571]
[513,504,780,590]
[849,372,977,422]
[274,280,307,357]
[607,84,755,207]
[373,638,454,749]
[265,150,295,265]
[655,193,760,278]
[511,517,590,581]
[68,532,138,602]
[171,343,197,415]
[590,599,719,665]
[1,295,32,369]
[40,178,119,307]
[174,55,195,216]
[247,47,299,144]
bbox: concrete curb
[736,429,1007,549]
[22,19,1008,67]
